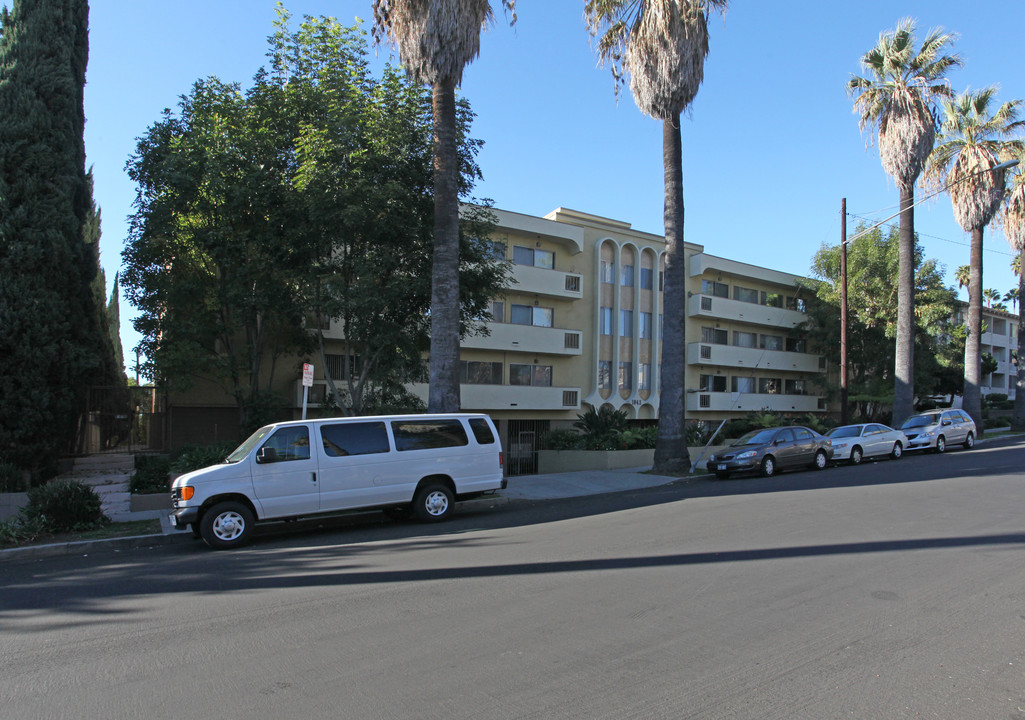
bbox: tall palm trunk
[964,227,985,433]
[653,117,690,473]
[1015,243,1025,429]
[892,186,916,427]
[428,77,461,413]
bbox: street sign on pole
[301,363,313,419]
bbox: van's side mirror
[256,447,278,464]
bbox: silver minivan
[900,409,976,453]
[170,413,505,549]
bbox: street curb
[0,492,513,563]
[1,530,194,564]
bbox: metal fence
[76,385,166,455]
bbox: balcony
[687,342,823,373]
[509,264,584,300]
[686,391,821,414]
[461,323,582,356]
[407,383,581,411]
[688,294,806,329]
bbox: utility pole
[840,198,849,425]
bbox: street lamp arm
[844,159,1020,246]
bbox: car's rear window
[391,419,469,451]
[468,418,496,445]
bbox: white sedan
[825,423,908,464]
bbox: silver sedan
[825,423,908,464]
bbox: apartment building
[396,207,827,470]
[952,302,1020,399]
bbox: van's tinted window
[391,419,469,451]
[260,426,311,462]
[320,422,389,457]
[468,418,496,445]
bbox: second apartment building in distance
[400,206,827,469]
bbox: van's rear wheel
[200,501,254,550]
[413,483,454,522]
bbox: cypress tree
[0,0,109,474]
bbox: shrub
[171,442,237,474]
[21,479,108,533]
[620,426,657,450]
[543,428,586,450]
[131,454,171,494]
[0,515,46,547]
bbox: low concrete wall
[130,493,171,512]
[537,445,730,474]
[0,492,28,521]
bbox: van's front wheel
[200,501,254,549]
[413,483,454,522]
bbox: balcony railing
[688,294,806,329]
[687,342,823,373]
[407,382,581,411]
[509,264,584,300]
[686,391,821,413]
[462,323,583,356]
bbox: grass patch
[2,518,162,549]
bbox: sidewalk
[0,466,680,563]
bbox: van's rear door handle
[311,472,317,483]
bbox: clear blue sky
[64,1,1025,368]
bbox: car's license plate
[717,463,727,471]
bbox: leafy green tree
[983,287,1001,307]
[123,11,506,428]
[927,87,1025,434]
[1002,287,1018,312]
[848,18,961,428]
[585,0,729,474]
[955,263,970,292]
[802,225,958,420]
[0,0,122,473]
[372,0,516,414]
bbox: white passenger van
[170,413,505,549]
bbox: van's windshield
[225,425,274,463]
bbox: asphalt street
[2,437,1024,719]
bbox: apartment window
[510,363,552,387]
[460,361,502,385]
[600,260,616,284]
[600,306,614,335]
[598,360,612,390]
[733,331,757,349]
[513,245,554,269]
[511,303,553,328]
[639,363,651,391]
[701,326,728,345]
[785,379,807,395]
[702,279,729,298]
[787,296,807,313]
[621,264,635,287]
[489,301,504,323]
[785,337,807,353]
[760,334,783,351]
[640,267,654,290]
[758,377,781,394]
[700,374,727,392]
[487,241,507,261]
[325,353,361,380]
[659,271,665,291]
[619,362,633,390]
[640,312,652,339]
[733,285,759,304]
[732,376,756,393]
[620,309,633,337]
[761,291,783,308]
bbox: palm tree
[927,87,1025,434]
[1004,287,1019,312]
[848,18,961,428]
[983,287,1001,307]
[1001,152,1025,427]
[585,0,728,474]
[955,264,971,292]
[372,0,515,413]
